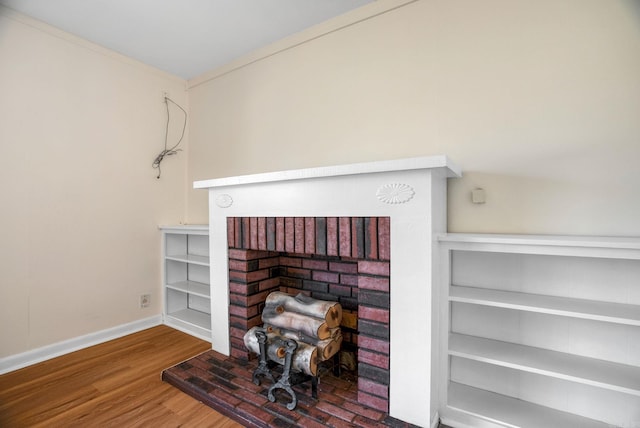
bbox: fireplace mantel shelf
[193,155,461,189]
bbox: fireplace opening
[227,216,391,412]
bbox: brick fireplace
[226,216,392,412]
[194,156,461,427]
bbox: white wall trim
[0,316,162,375]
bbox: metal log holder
[251,329,318,410]
[267,338,300,410]
[246,292,344,411]
[251,329,275,386]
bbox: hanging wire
[153,96,187,179]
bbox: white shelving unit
[438,234,640,428]
[160,225,211,342]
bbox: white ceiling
[0,0,374,80]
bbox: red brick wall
[227,216,390,259]
[227,217,391,412]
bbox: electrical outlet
[140,293,151,308]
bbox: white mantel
[194,156,461,427]
[194,155,460,189]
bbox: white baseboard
[0,315,162,375]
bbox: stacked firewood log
[243,291,343,376]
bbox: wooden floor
[0,325,242,428]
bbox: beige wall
[186,0,640,236]
[2,0,639,362]
[0,9,188,357]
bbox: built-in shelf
[160,225,211,342]
[165,254,209,266]
[166,308,211,330]
[448,382,611,428]
[438,233,640,251]
[166,280,210,299]
[439,233,640,428]
[449,333,640,397]
[450,285,640,327]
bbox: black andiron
[251,328,318,410]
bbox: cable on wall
[153,96,187,179]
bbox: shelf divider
[165,253,210,266]
[167,308,211,330]
[449,333,640,397]
[447,382,611,428]
[166,280,210,299]
[450,285,640,326]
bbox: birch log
[266,326,343,361]
[261,306,331,340]
[243,327,318,376]
[264,292,343,328]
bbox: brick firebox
[226,216,391,413]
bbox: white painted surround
[194,156,461,427]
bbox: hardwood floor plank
[0,325,242,428]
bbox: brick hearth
[162,349,420,428]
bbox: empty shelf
[450,285,640,326]
[165,253,209,266]
[166,280,210,298]
[167,308,211,330]
[447,382,611,428]
[449,333,640,396]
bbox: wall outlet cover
[140,294,151,308]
